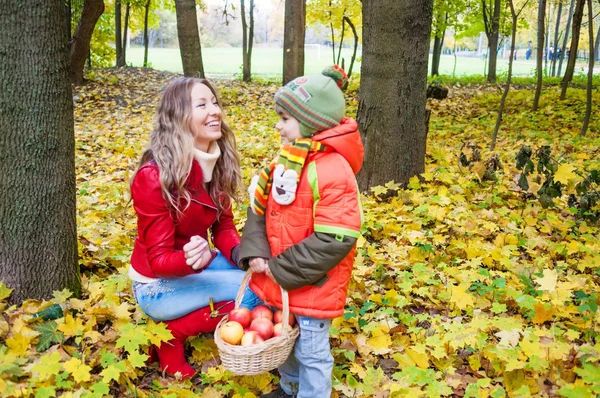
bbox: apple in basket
[220,321,244,345]
[274,309,296,326]
[249,317,274,340]
[241,330,265,346]
[251,305,274,321]
[273,323,293,337]
[229,307,252,329]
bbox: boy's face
[275,107,303,144]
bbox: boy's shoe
[261,386,293,398]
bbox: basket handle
[234,270,293,339]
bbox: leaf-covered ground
[1,68,599,398]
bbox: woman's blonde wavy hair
[133,77,241,219]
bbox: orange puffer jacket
[249,118,363,318]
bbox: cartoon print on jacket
[271,164,298,205]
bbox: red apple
[219,321,244,345]
[251,305,274,322]
[229,308,252,329]
[241,330,265,346]
[273,309,296,326]
[249,317,274,340]
[273,322,293,337]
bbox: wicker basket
[214,271,300,375]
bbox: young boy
[239,66,364,398]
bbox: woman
[129,77,259,379]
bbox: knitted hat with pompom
[275,65,348,137]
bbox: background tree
[580,0,594,137]
[240,0,255,82]
[357,0,434,190]
[143,0,152,67]
[71,0,105,84]
[116,0,123,66]
[306,0,362,78]
[558,0,575,76]
[560,0,585,99]
[491,0,530,150]
[431,0,467,76]
[532,0,546,111]
[482,0,503,83]
[0,0,80,304]
[550,0,562,76]
[283,0,306,84]
[175,0,205,77]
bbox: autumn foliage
[1,69,599,397]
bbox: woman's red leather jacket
[130,160,240,278]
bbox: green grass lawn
[126,46,592,78]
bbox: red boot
[154,301,235,379]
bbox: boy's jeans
[279,316,333,398]
[132,252,261,321]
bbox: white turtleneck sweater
[193,141,221,184]
[128,142,222,284]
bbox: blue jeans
[132,252,261,321]
[279,316,333,398]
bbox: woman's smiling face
[190,83,222,151]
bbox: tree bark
[594,23,600,61]
[580,0,594,137]
[71,0,105,84]
[558,0,575,76]
[144,0,151,67]
[551,2,562,76]
[357,0,434,190]
[174,0,205,77]
[0,0,80,304]
[283,0,306,84]
[560,0,585,100]
[116,0,123,66]
[66,0,72,43]
[241,0,254,82]
[533,0,546,111]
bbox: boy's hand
[249,257,269,273]
[184,236,212,270]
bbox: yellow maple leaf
[58,313,86,337]
[450,284,475,311]
[553,164,579,185]
[6,333,32,357]
[64,357,92,383]
[406,347,429,369]
[495,329,522,348]
[366,328,392,355]
[534,269,558,292]
[532,303,556,325]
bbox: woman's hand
[183,236,213,271]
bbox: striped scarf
[252,139,328,216]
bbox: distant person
[240,65,363,398]
[129,77,260,379]
[526,47,532,60]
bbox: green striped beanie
[275,65,348,137]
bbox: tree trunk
[533,0,546,111]
[144,0,151,67]
[0,0,80,305]
[558,0,575,76]
[121,1,130,67]
[283,0,306,84]
[66,0,72,43]
[174,0,205,77]
[551,2,562,76]
[560,0,585,100]
[491,0,518,151]
[337,10,346,66]
[580,0,594,137]
[71,0,105,84]
[485,0,501,83]
[241,0,254,82]
[357,0,434,190]
[344,15,358,79]
[594,23,600,61]
[431,12,448,77]
[115,0,123,66]
[432,33,445,76]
